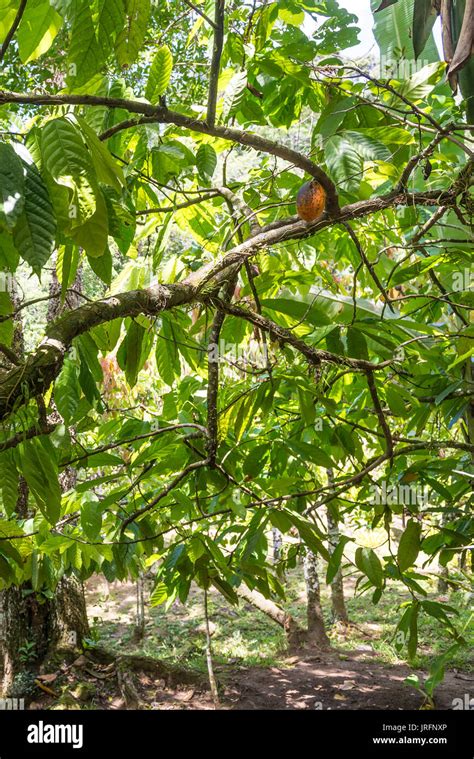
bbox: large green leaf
[325,135,363,194]
[13,159,56,275]
[97,0,125,55]
[70,187,108,257]
[371,0,439,63]
[0,450,19,517]
[81,497,102,540]
[76,116,124,192]
[54,358,81,424]
[17,0,63,63]
[145,45,173,103]
[20,438,62,524]
[397,518,422,571]
[355,547,384,588]
[196,143,217,179]
[413,0,438,58]
[115,0,151,67]
[0,143,25,230]
[67,0,104,87]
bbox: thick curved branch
[0,283,196,422]
[0,180,464,422]
[0,91,339,213]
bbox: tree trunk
[133,573,146,642]
[272,527,282,562]
[326,506,349,625]
[236,585,304,648]
[0,269,89,696]
[437,510,450,593]
[303,548,330,649]
[326,470,349,626]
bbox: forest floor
[28,568,473,711]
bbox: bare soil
[26,577,471,711]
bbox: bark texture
[303,549,330,649]
[0,271,89,696]
[236,585,304,648]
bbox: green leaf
[145,45,173,103]
[385,387,407,417]
[70,187,108,257]
[286,440,334,468]
[355,546,384,588]
[371,0,439,63]
[223,70,248,119]
[413,0,438,59]
[13,159,56,276]
[289,514,330,561]
[20,437,62,524]
[196,143,217,178]
[326,536,351,584]
[150,581,168,606]
[0,143,25,230]
[346,327,369,360]
[341,131,391,161]
[97,0,125,55]
[17,0,63,63]
[0,450,20,517]
[75,117,124,192]
[117,319,147,387]
[325,135,363,194]
[54,358,81,424]
[87,246,112,284]
[81,498,102,540]
[156,315,181,386]
[67,0,104,87]
[115,0,151,67]
[40,117,92,176]
[397,518,421,571]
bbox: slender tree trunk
[133,573,146,642]
[437,510,450,594]
[303,548,330,649]
[272,527,282,562]
[464,361,474,573]
[326,507,349,625]
[204,590,219,707]
[326,470,349,625]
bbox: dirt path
[220,651,471,710]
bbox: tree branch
[212,299,393,372]
[120,458,210,534]
[365,370,394,461]
[207,0,225,127]
[0,0,27,63]
[0,90,340,212]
